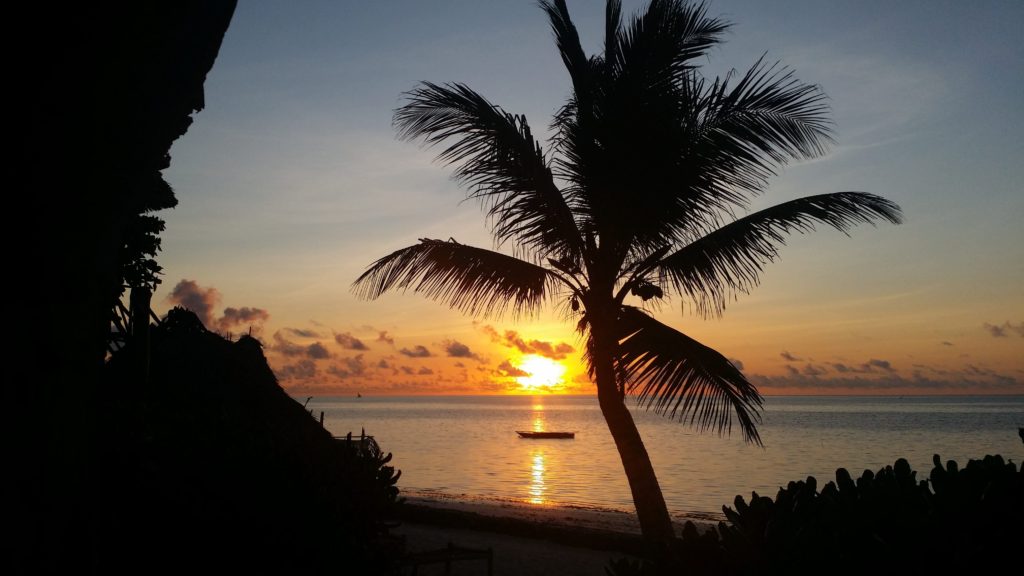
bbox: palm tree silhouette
[353,0,901,544]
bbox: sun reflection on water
[528,395,548,504]
[529,448,546,504]
[531,399,546,431]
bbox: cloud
[167,279,220,327]
[377,359,391,369]
[167,279,268,333]
[483,326,575,359]
[780,351,802,362]
[399,345,432,358]
[830,358,897,374]
[941,341,954,346]
[497,360,528,378]
[984,323,1007,338]
[285,327,321,338]
[335,332,369,350]
[802,363,828,376]
[728,358,745,371]
[217,306,269,332]
[750,368,1021,393]
[444,340,481,361]
[865,358,896,373]
[306,342,331,359]
[962,364,1014,381]
[400,366,415,375]
[270,331,331,359]
[276,359,316,380]
[984,321,1024,338]
[328,355,367,379]
[378,331,395,346]
[417,367,434,375]
[270,331,305,356]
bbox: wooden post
[319,411,324,426]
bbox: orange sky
[154,276,1022,397]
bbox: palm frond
[616,306,762,445]
[394,82,582,259]
[351,238,556,319]
[614,0,729,84]
[551,2,732,258]
[689,56,834,206]
[540,0,592,98]
[657,192,904,316]
[544,0,600,214]
[604,0,623,65]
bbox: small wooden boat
[516,431,575,439]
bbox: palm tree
[353,0,901,544]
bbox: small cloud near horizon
[335,332,369,350]
[399,345,432,358]
[445,339,482,361]
[983,321,1024,338]
[306,342,331,359]
[865,358,896,372]
[750,368,1021,393]
[802,363,828,376]
[328,355,367,379]
[780,351,802,362]
[276,359,316,380]
[481,325,574,360]
[497,359,528,378]
[830,358,897,374]
[271,331,331,360]
[217,306,269,332]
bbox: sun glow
[515,355,567,392]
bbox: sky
[156,0,1023,396]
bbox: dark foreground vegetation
[99,308,401,573]
[609,452,1023,576]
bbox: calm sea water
[307,395,1024,519]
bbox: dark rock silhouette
[17,2,235,571]
[97,308,401,573]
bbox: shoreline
[391,491,722,574]
[398,490,720,553]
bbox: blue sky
[157,0,1023,394]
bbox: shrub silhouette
[609,453,1023,575]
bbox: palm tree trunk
[592,322,676,544]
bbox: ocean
[307,395,1024,519]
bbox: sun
[515,354,567,392]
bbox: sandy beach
[392,492,718,575]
